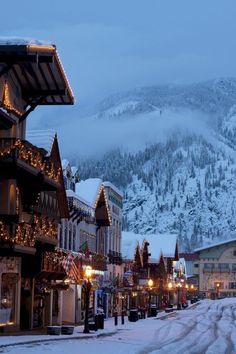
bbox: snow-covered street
[2,298,236,354]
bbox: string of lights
[0,215,58,247]
[0,139,60,182]
[94,185,112,225]
[2,82,23,117]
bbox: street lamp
[148,279,153,315]
[216,283,220,299]
[83,266,93,334]
[176,282,182,310]
[168,282,173,306]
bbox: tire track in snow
[137,301,236,354]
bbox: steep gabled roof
[76,178,102,207]
[75,178,111,226]
[26,129,56,156]
[0,37,74,107]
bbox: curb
[0,330,117,350]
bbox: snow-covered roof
[26,130,56,156]
[122,233,139,260]
[146,233,178,262]
[194,237,236,252]
[62,159,70,170]
[66,189,92,208]
[75,178,102,207]
[71,166,78,177]
[0,37,52,46]
[122,231,178,262]
[103,181,123,197]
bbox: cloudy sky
[2,0,236,157]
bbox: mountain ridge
[77,78,236,251]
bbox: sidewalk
[0,305,199,350]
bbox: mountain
[77,78,236,251]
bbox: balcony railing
[0,220,36,247]
[203,268,230,273]
[91,253,107,271]
[41,250,65,273]
[68,196,95,223]
[108,250,122,265]
[0,216,58,248]
[0,138,60,183]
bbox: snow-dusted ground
[2,298,236,354]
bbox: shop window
[1,273,19,325]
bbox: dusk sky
[2,0,236,156]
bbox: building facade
[103,182,123,317]
[195,239,236,298]
[0,39,74,331]
[122,232,179,311]
[59,169,110,324]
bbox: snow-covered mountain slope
[77,78,236,251]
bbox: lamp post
[216,283,220,299]
[168,282,173,306]
[185,284,189,304]
[176,282,182,310]
[148,279,153,316]
[83,266,93,334]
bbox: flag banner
[79,241,90,258]
[62,253,81,283]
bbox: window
[232,264,236,271]
[59,225,63,248]
[64,221,68,249]
[218,263,229,270]
[1,273,19,325]
[229,282,236,289]
[204,263,214,269]
[68,224,72,250]
[73,225,76,251]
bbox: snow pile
[0,37,52,46]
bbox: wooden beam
[0,64,12,78]
[38,62,56,103]
[0,54,53,64]
[0,109,16,128]
[23,89,66,98]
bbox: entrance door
[20,278,32,330]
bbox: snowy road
[2,299,236,354]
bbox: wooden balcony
[91,253,107,271]
[0,219,36,252]
[34,216,58,246]
[0,216,58,249]
[0,138,60,190]
[38,250,66,280]
[108,250,122,265]
[68,196,96,224]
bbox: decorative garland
[0,216,58,247]
[0,139,60,182]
